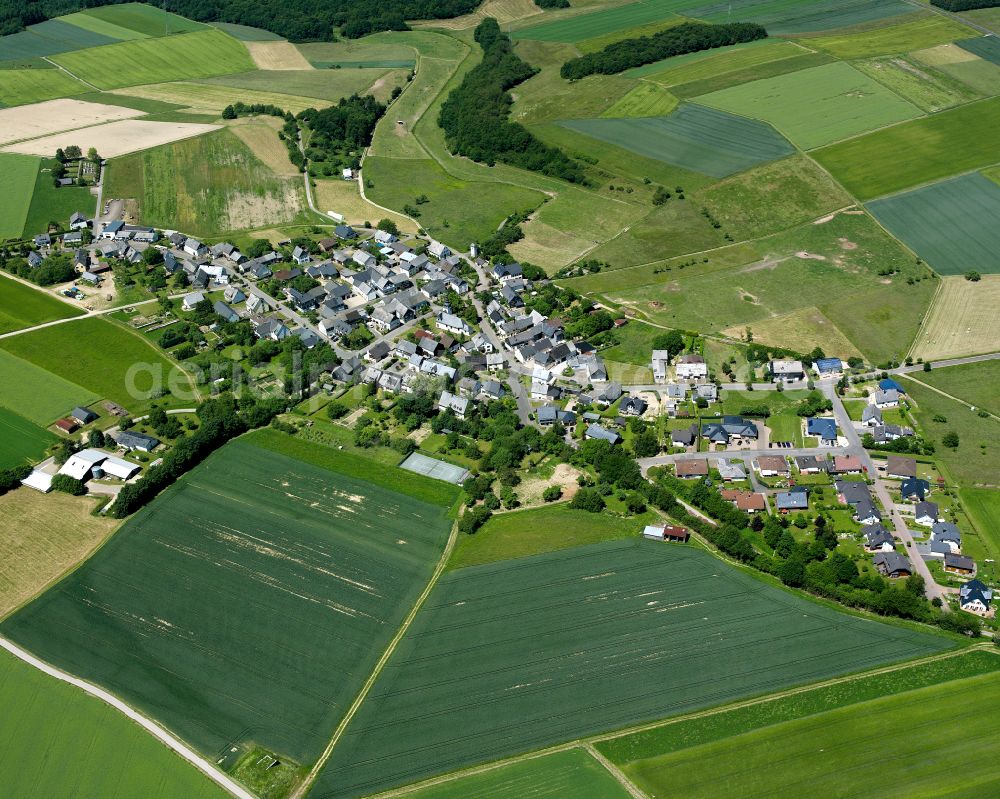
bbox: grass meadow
[0,650,227,799]
[0,18,119,61]
[600,82,678,117]
[400,748,633,799]
[960,488,1000,565]
[20,158,94,241]
[448,502,659,569]
[314,178,418,232]
[0,317,192,411]
[0,488,116,618]
[0,349,97,425]
[107,129,311,237]
[912,276,1000,360]
[853,55,981,113]
[694,61,922,150]
[0,274,83,334]
[807,14,979,59]
[1,436,455,765]
[916,359,1000,417]
[511,0,699,42]
[110,80,327,114]
[75,3,207,36]
[0,153,40,240]
[559,104,794,178]
[867,173,1000,276]
[51,28,254,89]
[620,668,1000,798]
[913,43,1000,95]
[668,51,834,98]
[314,539,948,798]
[0,65,88,106]
[0,408,55,470]
[632,39,804,85]
[812,97,1000,200]
[198,67,405,102]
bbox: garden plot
[559,104,794,178]
[867,172,1000,276]
[1,437,453,765]
[0,98,143,146]
[2,119,221,159]
[314,539,947,799]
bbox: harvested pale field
[0,97,142,146]
[420,0,542,29]
[0,488,117,619]
[245,40,313,70]
[910,276,1000,361]
[2,119,220,158]
[228,117,298,176]
[508,221,595,271]
[723,306,863,360]
[314,177,418,233]
[109,81,324,114]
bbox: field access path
[0,636,253,799]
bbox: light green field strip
[0,273,84,335]
[0,406,55,469]
[806,14,981,60]
[0,348,98,426]
[58,10,150,41]
[0,67,89,106]
[634,39,805,85]
[694,61,923,150]
[601,82,678,117]
[0,153,39,239]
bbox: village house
[775,488,808,513]
[675,354,707,381]
[872,388,901,409]
[914,501,940,526]
[900,477,931,502]
[874,552,911,579]
[676,458,709,479]
[795,455,830,474]
[832,454,864,474]
[944,553,976,576]
[114,430,160,453]
[716,458,746,482]
[702,416,759,446]
[812,358,845,378]
[585,423,621,445]
[931,521,962,554]
[437,390,469,419]
[861,404,883,427]
[651,350,671,383]
[806,417,838,446]
[769,359,805,383]
[755,455,789,477]
[959,579,992,616]
[720,489,767,513]
[863,523,895,553]
[885,455,917,479]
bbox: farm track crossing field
[313,540,948,799]
[811,97,1000,201]
[687,0,913,33]
[0,649,228,799]
[620,669,1000,798]
[911,274,1000,358]
[0,408,54,470]
[694,62,922,150]
[51,29,254,90]
[0,153,39,239]
[559,104,794,178]
[399,748,634,799]
[0,317,190,410]
[1,436,455,765]
[0,274,83,335]
[0,67,88,106]
[0,349,97,425]
[0,488,116,618]
[313,178,418,233]
[806,14,979,59]
[867,173,1000,276]
[916,359,1000,417]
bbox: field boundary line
[899,374,1000,422]
[906,278,944,360]
[291,517,462,799]
[584,742,649,799]
[40,55,103,92]
[0,635,254,799]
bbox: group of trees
[560,21,768,79]
[439,18,584,184]
[1,251,75,285]
[930,0,1000,10]
[0,0,481,41]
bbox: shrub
[51,474,86,496]
[542,485,562,502]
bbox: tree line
[930,0,999,10]
[439,18,585,184]
[0,0,480,40]
[560,21,768,80]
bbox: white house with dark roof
[675,354,707,380]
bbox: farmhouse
[959,580,992,616]
[643,524,690,543]
[720,489,767,512]
[114,430,160,452]
[755,455,789,477]
[873,552,911,579]
[54,418,78,434]
[769,359,805,382]
[676,459,709,479]
[58,448,140,482]
[675,354,707,380]
[71,406,97,425]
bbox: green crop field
[0,650,228,799]
[0,18,120,61]
[1,435,454,766]
[600,82,678,117]
[694,62,922,150]
[20,158,94,241]
[961,488,1000,563]
[448,502,658,569]
[853,56,981,113]
[0,154,40,240]
[0,275,83,335]
[51,29,254,90]
[807,14,979,59]
[0,407,55,469]
[78,3,207,37]
[400,748,634,799]
[107,129,311,237]
[0,317,191,411]
[209,21,284,41]
[364,156,544,252]
[0,66,88,106]
[196,68,400,101]
[314,539,948,799]
[560,104,794,178]
[916,359,1000,417]
[58,11,151,41]
[868,173,1000,276]
[511,0,701,42]
[958,33,1000,66]
[0,349,96,426]
[634,39,804,85]
[667,50,834,98]
[620,668,1000,798]
[689,0,913,34]
[812,97,1000,201]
